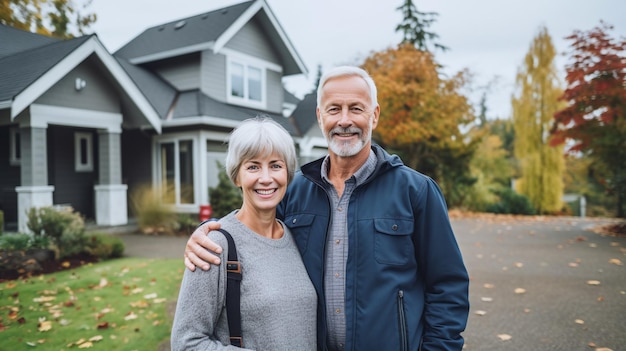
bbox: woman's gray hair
[225,116,297,185]
[316,65,378,107]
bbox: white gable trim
[212,0,307,76]
[214,0,264,54]
[11,36,161,133]
[129,42,215,65]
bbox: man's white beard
[326,124,372,157]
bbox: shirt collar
[321,149,377,186]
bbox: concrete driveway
[454,215,625,351]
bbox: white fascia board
[220,47,282,72]
[29,104,122,132]
[129,42,214,65]
[0,100,11,109]
[213,0,263,53]
[259,0,308,76]
[161,116,242,129]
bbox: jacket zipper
[398,290,408,351]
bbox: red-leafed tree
[551,22,626,217]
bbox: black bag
[217,228,243,348]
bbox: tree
[361,43,475,205]
[512,26,565,214]
[395,0,447,52]
[0,0,95,38]
[208,162,242,218]
[551,22,626,217]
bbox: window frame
[74,132,94,172]
[226,58,266,109]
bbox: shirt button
[335,239,340,244]
[335,272,340,278]
[335,308,341,314]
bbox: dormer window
[227,59,265,108]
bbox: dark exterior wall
[121,129,152,217]
[47,126,98,220]
[0,125,21,228]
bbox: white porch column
[95,130,127,226]
[94,184,128,226]
[15,186,54,233]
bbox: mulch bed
[0,253,99,282]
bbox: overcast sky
[90,0,626,119]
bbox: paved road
[115,216,626,351]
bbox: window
[228,60,265,106]
[158,139,195,205]
[75,132,93,172]
[9,127,21,166]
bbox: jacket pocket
[373,218,413,265]
[284,213,315,253]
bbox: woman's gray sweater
[171,212,317,350]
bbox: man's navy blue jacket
[278,144,470,351]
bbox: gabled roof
[0,24,58,59]
[290,92,317,135]
[115,0,306,76]
[0,24,161,132]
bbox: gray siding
[225,18,280,63]
[37,57,120,113]
[149,53,201,91]
[201,52,227,102]
[266,69,283,113]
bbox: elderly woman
[171,117,317,350]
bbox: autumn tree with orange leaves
[362,44,476,206]
[552,22,626,217]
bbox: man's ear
[316,107,323,129]
[372,105,380,129]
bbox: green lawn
[0,258,184,350]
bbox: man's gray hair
[316,66,378,107]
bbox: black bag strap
[217,228,243,348]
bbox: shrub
[0,210,4,234]
[86,234,125,260]
[208,161,242,218]
[485,188,536,215]
[26,206,87,257]
[129,184,178,234]
[0,233,32,251]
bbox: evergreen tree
[208,162,242,218]
[395,0,447,52]
[512,26,565,214]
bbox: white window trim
[74,132,93,172]
[9,127,21,166]
[226,57,266,109]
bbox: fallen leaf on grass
[587,280,601,286]
[497,334,512,341]
[483,283,495,289]
[575,319,584,324]
[475,310,487,316]
[78,341,93,348]
[38,320,52,332]
[609,258,622,265]
[514,288,526,294]
[595,348,614,351]
[124,312,138,321]
[481,297,493,302]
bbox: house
[0,0,327,232]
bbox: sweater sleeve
[417,178,470,350]
[170,231,254,351]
